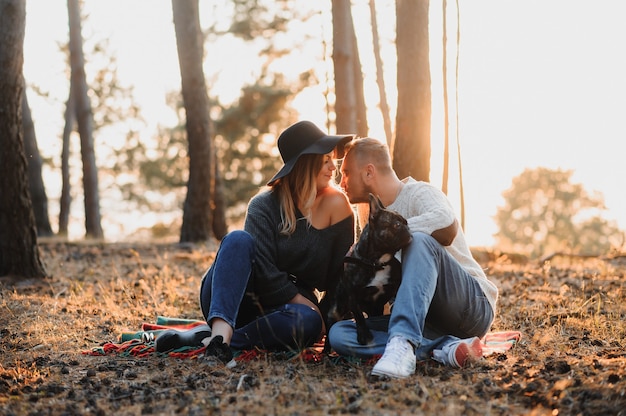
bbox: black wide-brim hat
[267,121,355,186]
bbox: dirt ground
[1,241,625,415]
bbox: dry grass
[1,241,625,415]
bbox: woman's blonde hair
[271,153,325,235]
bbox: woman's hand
[288,293,327,338]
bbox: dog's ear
[369,193,385,217]
[368,193,381,221]
[375,194,385,209]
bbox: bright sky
[22,0,626,247]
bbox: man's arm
[430,218,458,246]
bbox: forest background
[20,0,626,253]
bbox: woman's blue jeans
[327,232,494,360]
[200,230,322,351]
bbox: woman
[155,121,355,363]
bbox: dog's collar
[343,253,392,271]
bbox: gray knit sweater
[244,190,355,307]
[386,177,499,313]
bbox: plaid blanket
[481,330,523,355]
[83,316,521,363]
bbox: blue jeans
[327,232,494,360]
[200,230,322,351]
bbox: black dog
[326,193,413,346]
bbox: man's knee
[406,232,441,255]
[410,232,438,246]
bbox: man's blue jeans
[200,230,322,351]
[327,232,494,360]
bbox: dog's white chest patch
[366,253,393,300]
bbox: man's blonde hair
[343,137,393,174]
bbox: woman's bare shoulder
[318,187,353,223]
[319,186,349,204]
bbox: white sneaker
[433,337,483,368]
[371,336,416,379]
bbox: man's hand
[431,219,458,246]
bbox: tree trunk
[58,83,74,236]
[331,0,358,134]
[0,0,46,278]
[172,0,213,242]
[393,0,431,182]
[368,0,393,148]
[22,90,53,236]
[455,0,465,228]
[351,26,368,137]
[441,0,450,194]
[68,0,103,239]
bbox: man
[327,137,498,379]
